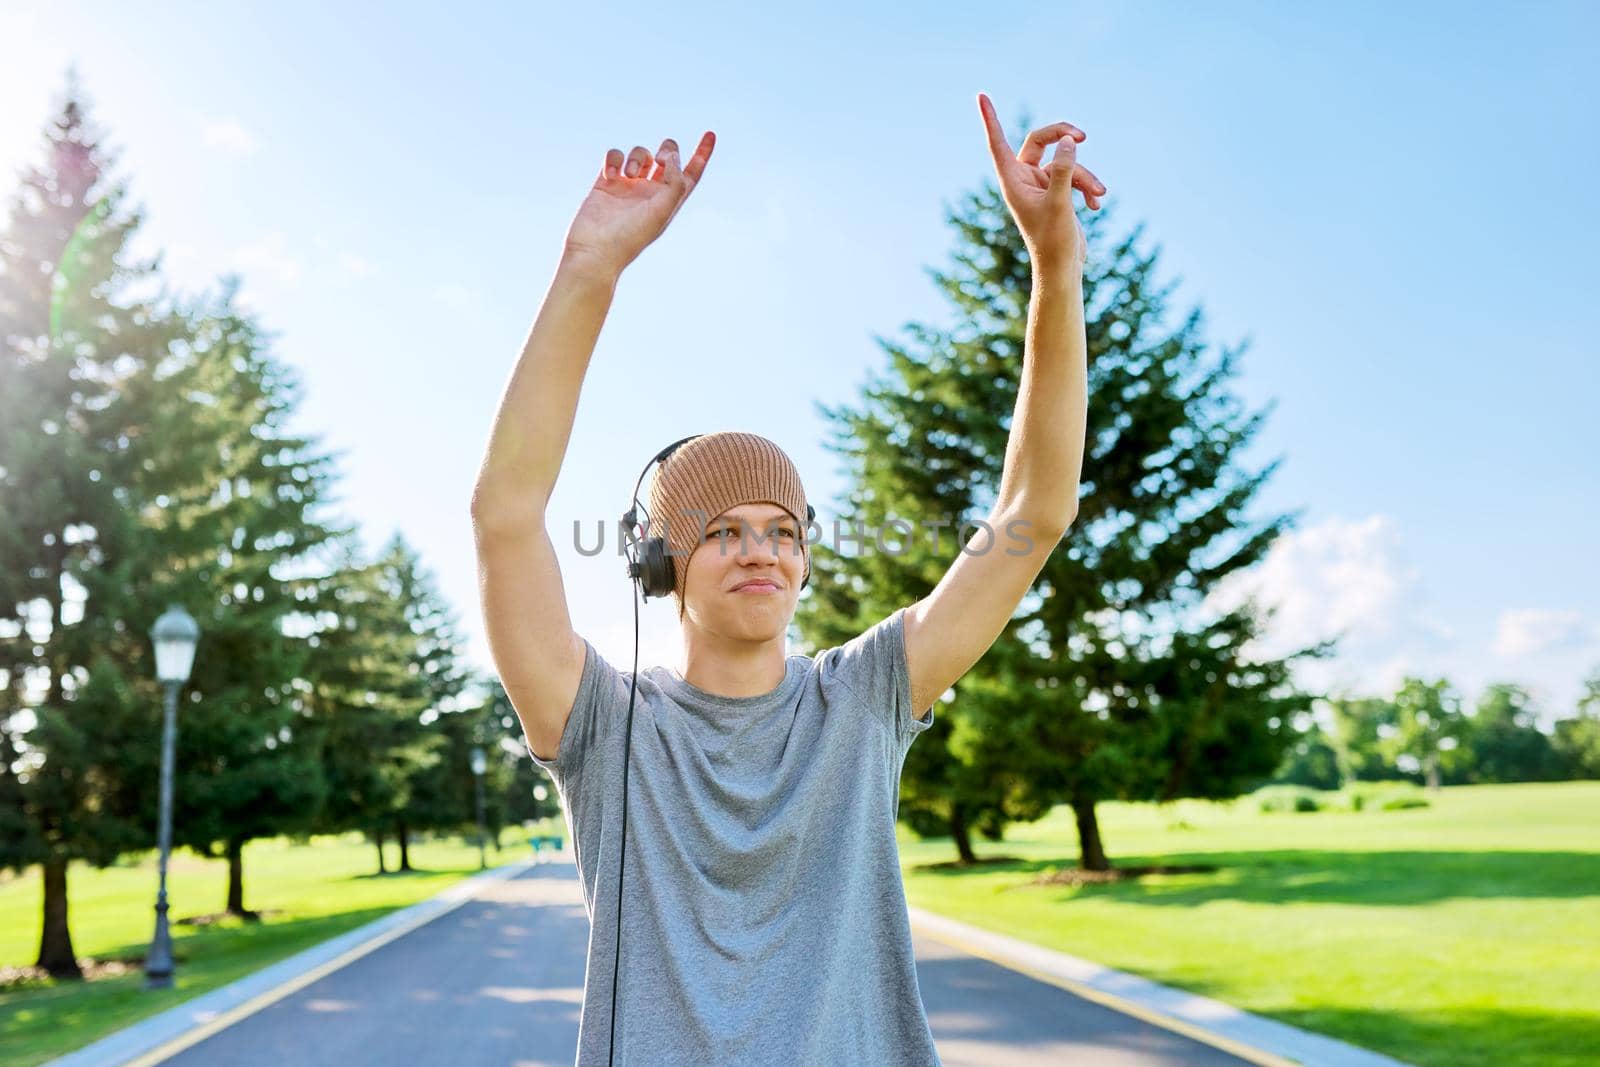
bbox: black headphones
[607,433,813,1065]
[620,434,815,599]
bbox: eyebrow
[708,517,799,530]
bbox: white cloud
[1202,514,1599,721]
[1204,514,1456,700]
[1492,608,1590,657]
[203,118,261,156]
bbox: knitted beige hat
[646,431,810,616]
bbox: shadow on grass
[909,849,1600,906]
[346,867,472,880]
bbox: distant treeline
[1272,675,1600,791]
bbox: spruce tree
[103,285,348,918]
[0,79,179,976]
[796,174,1327,869]
[303,534,444,874]
[372,533,465,867]
[381,533,511,856]
[484,681,564,829]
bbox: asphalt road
[158,861,1252,1066]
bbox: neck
[677,623,788,698]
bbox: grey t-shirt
[527,605,940,1066]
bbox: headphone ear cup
[802,504,815,590]
[641,537,676,599]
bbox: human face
[680,502,806,638]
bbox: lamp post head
[149,604,199,685]
[470,746,486,776]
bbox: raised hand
[564,131,716,275]
[977,93,1106,274]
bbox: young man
[471,93,1102,1066]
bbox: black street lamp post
[145,604,198,990]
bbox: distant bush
[1339,780,1430,812]
[1252,780,1430,814]
[1255,785,1326,813]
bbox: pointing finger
[681,131,716,188]
[977,93,1019,178]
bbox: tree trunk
[225,837,258,919]
[36,852,82,979]
[1424,752,1441,792]
[1072,795,1111,871]
[35,549,81,979]
[949,803,977,865]
[374,829,387,874]
[396,818,412,872]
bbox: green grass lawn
[0,824,558,1067]
[897,780,1600,1067]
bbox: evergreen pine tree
[106,286,348,918]
[303,534,444,874]
[796,173,1327,869]
[483,681,564,829]
[373,533,466,867]
[0,77,180,976]
[383,533,507,855]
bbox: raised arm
[471,131,715,760]
[902,94,1104,717]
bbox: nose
[732,530,796,569]
[737,540,782,565]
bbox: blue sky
[4,2,1596,724]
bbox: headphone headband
[622,433,813,601]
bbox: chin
[689,594,795,639]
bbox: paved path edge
[43,858,541,1067]
[907,906,1414,1067]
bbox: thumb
[1045,136,1078,210]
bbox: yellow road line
[124,870,519,1067]
[910,917,1303,1067]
